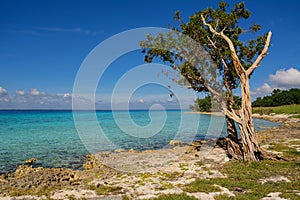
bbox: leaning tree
[140,1,272,161]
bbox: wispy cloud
[0,87,91,109]
[36,27,105,36]
[3,27,105,36]
[0,87,193,110]
[3,29,41,36]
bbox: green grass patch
[214,194,234,200]
[87,184,122,195]
[122,195,131,200]
[179,163,189,171]
[185,158,300,200]
[184,179,221,193]
[9,185,62,197]
[151,193,198,200]
[157,182,174,190]
[185,142,300,199]
[158,171,184,180]
[67,194,77,200]
[253,104,300,115]
[289,114,300,118]
[268,143,300,159]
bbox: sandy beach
[184,111,225,117]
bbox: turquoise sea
[0,110,280,174]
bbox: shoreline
[1,114,299,199]
[184,111,225,116]
[0,113,289,176]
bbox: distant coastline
[184,111,225,116]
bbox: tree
[197,96,212,112]
[192,95,241,112]
[141,1,272,161]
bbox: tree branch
[246,32,272,76]
[186,74,221,97]
[223,108,242,124]
[201,15,246,75]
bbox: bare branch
[222,58,234,97]
[246,32,272,76]
[223,108,242,124]
[207,36,217,49]
[201,15,246,75]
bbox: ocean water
[0,110,280,174]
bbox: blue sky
[0,0,300,109]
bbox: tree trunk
[239,76,264,161]
[225,115,243,160]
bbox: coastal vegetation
[252,88,300,107]
[190,95,241,112]
[252,88,300,117]
[141,1,272,161]
[191,88,300,117]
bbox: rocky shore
[0,115,299,200]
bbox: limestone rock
[169,140,185,147]
[128,148,135,153]
[25,158,37,164]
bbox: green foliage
[140,1,268,101]
[197,96,212,112]
[191,95,241,112]
[253,88,300,107]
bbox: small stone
[25,158,37,164]
[129,148,135,153]
[235,187,243,192]
[115,149,126,153]
[169,140,185,147]
[71,181,81,186]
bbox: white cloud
[30,88,40,96]
[0,87,195,109]
[251,83,273,98]
[0,88,91,109]
[16,90,25,95]
[0,86,7,94]
[0,86,11,103]
[63,93,72,98]
[252,68,300,99]
[269,68,300,89]
[166,97,173,102]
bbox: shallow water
[0,110,280,174]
